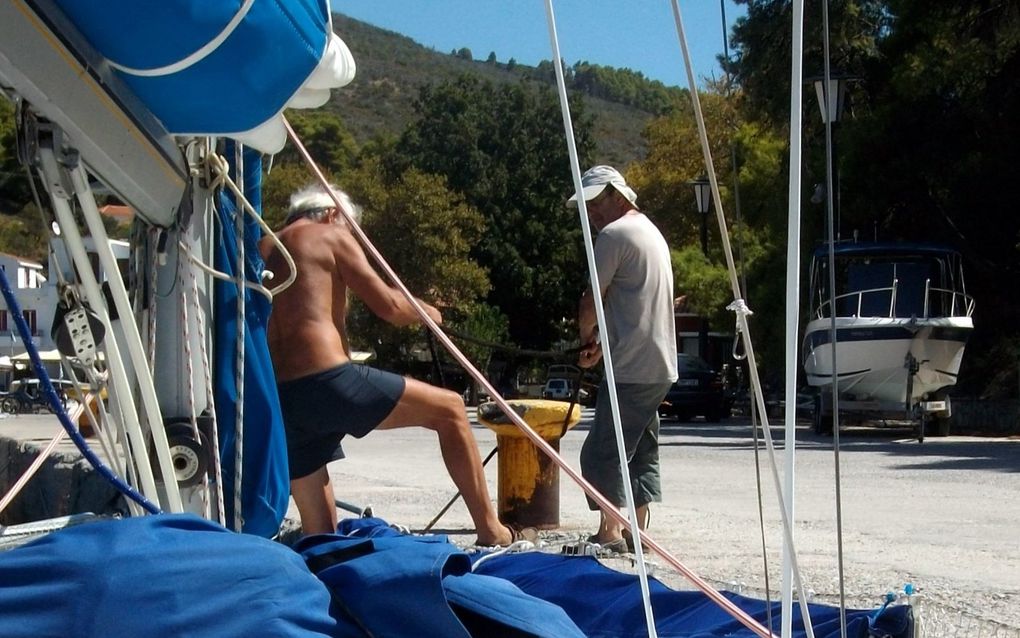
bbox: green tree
[726,0,1020,394]
[341,159,491,371]
[393,75,596,349]
[630,84,789,370]
[0,100,31,214]
[726,0,888,126]
[274,110,359,176]
[0,205,48,263]
[843,0,1020,396]
[261,163,321,228]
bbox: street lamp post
[690,176,711,256]
[806,73,854,240]
[689,176,712,360]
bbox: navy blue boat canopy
[811,241,961,260]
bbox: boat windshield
[810,250,971,319]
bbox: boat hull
[802,316,972,404]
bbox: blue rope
[0,267,161,515]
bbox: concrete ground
[3,407,1019,633]
[313,407,1020,632]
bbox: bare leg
[291,466,338,535]
[636,503,650,530]
[595,504,648,544]
[378,378,511,546]
[595,511,624,544]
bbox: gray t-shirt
[593,212,678,384]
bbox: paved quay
[2,408,1019,633]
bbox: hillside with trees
[0,6,1016,397]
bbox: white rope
[470,541,536,571]
[107,0,256,77]
[204,146,297,531]
[49,182,165,508]
[147,228,159,372]
[68,166,183,512]
[232,143,245,533]
[668,1,812,636]
[206,153,297,298]
[178,240,273,303]
[178,248,210,519]
[190,262,226,526]
[542,2,657,636]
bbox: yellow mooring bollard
[477,399,581,530]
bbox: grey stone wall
[0,437,127,526]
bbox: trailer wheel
[930,416,951,437]
[812,394,832,435]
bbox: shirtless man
[260,184,512,544]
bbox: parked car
[0,378,75,414]
[658,354,731,422]
[542,378,590,403]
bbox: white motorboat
[803,242,974,436]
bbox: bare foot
[475,524,514,547]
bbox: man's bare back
[261,220,351,381]
[260,212,440,382]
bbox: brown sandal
[477,524,538,548]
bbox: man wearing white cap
[569,165,678,550]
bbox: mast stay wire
[541,1,658,636]
[820,1,850,635]
[718,1,775,632]
[282,115,776,638]
[667,1,817,636]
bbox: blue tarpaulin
[0,515,337,638]
[474,552,914,638]
[0,515,914,638]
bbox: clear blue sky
[334,1,746,88]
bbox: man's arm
[333,228,442,326]
[577,288,602,368]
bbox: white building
[0,239,129,385]
[0,251,55,358]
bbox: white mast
[782,1,806,636]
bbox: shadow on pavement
[657,418,1020,473]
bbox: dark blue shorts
[277,363,406,479]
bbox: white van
[541,378,571,400]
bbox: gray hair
[284,183,363,226]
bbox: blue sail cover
[51,0,355,152]
[0,515,337,638]
[0,515,913,638]
[474,552,914,638]
[213,145,290,537]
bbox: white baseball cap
[566,165,638,207]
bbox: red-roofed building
[98,204,134,225]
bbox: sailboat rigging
[0,2,922,637]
